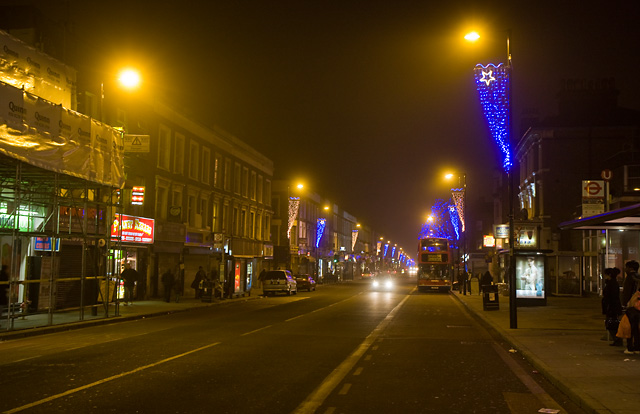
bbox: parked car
[294,274,317,291]
[263,270,297,296]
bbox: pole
[506,29,517,329]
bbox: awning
[559,203,640,230]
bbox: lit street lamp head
[118,69,141,90]
[464,31,480,42]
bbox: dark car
[294,274,317,291]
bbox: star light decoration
[474,63,512,172]
[316,218,326,248]
[351,229,359,251]
[419,199,460,248]
[451,188,465,232]
[287,197,300,239]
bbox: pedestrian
[258,268,266,287]
[161,267,174,303]
[174,266,183,303]
[0,264,9,309]
[459,271,469,295]
[621,260,640,306]
[226,269,234,299]
[120,262,139,305]
[623,292,640,355]
[191,266,207,299]
[602,267,623,346]
[480,271,493,293]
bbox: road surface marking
[292,293,411,414]
[4,341,221,414]
[338,383,351,395]
[353,367,363,376]
[241,325,272,336]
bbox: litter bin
[201,280,213,303]
[482,284,499,310]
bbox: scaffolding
[0,153,122,330]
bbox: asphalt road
[0,279,586,414]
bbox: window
[265,180,272,206]
[155,179,169,220]
[214,155,222,188]
[187,193,197,227]
[222,203,229,231]
[224,159,232,191]
[202,147,211,185]
[257,175,263,204]
[212,201,219,232]
[233,207,239,235]
[264,214,271,242]
[234,163,241,194]
[240,209,246,237]
[174,133,185,175]
[189,140,199,180]
[256,212,262,240]
[249,171,256,201]
[199,195,208,229]
[172,187,183,221]
[249,211,255,239]
[158,124,171,170]
[242,167,249,197]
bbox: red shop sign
[111,214,155,244]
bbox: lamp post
[466,30,516,328]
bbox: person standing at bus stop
[459,271,469,295]
[120,262,138,306]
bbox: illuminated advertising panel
[516,255,545,299]
[111,214,154,244]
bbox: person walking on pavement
[191,266,207,299]
[602,267,623,346]
[480,271,493,294]
[623,292,640,354]
[621,260,640,306]
[161,267,175,303]
[120,262,139,305]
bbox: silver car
[263,270,297,296]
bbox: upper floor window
[224,159,232,191]
[234,163,241,194]
[242,167,249,198]
[174,133,185,175]
[265,179,272,207]
[189,140,199,180]
[257,175,263,204]
[202,147,211,185]
[214,154,222,188]
[158,124,171,170]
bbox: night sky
[22,0,640,254]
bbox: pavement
[1,284,637,414]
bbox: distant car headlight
[372,280,380,288]
[385,280,393,288]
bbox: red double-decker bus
[417,237,453,292]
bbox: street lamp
[101,67,142,123]
[466,29,516,329]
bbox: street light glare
[464,31,480,42]
[444,173,454,180]
[118,69,141,89]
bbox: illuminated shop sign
[111,214,154,244]
[34,237,60,251]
